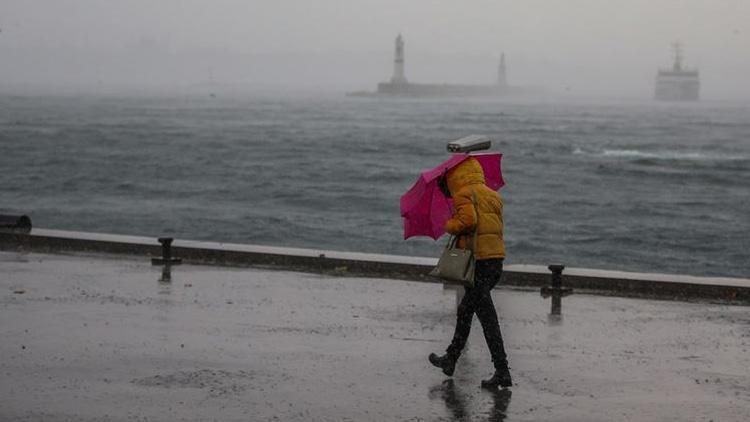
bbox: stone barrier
[1,228,748,304]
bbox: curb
[1,229,748,304]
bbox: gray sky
[1,0,749,99]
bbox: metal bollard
[541,264,573,316]
[0,214,32,234]
[151,237,182,266]
[152,238,182,282]
[159,264,172,282]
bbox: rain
[1,1,750,420]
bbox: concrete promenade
[2,251,749,421]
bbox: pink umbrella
[400,153,504,240]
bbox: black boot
[481,360,512,388]
[428,353,456,376]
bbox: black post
[160,237,172,262]
[549,265,564,315]
[541,264,572,316]
[160,265,171,283]
[549,264,564,289]
[0,215,32,234]
[151,237,182,266]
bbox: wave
[3,94,750,278]
[575,147,747,162]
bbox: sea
[1,93,748,278]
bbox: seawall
[1,228,748,304]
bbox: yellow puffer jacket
[444,157,505,260]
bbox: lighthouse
[390,34,407,84]
[365,35,536,98]
[497,53,507,87]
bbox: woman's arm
[444,190,477,235]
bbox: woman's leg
[444,259,503,359]
[473,259,513,388]
[444,283,484,360]
[473,259,508,368]
[430,259,507,377]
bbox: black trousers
[445,258,507,368]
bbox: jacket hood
[446,156,485,195]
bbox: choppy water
[1,93,748,278]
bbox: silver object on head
[446,135,491,153]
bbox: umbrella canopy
[400,153,504,240]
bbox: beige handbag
[430,192,479,288]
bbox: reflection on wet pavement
[429,379,512,421]
[1,252,750,421]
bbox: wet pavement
[1,251,749,421]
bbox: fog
[1,0,749,99]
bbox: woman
[429,156,512,388]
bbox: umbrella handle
[438,170,451,198]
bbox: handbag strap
[469,190,479,253]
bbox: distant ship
[348,34,538,98]
[654,43,700,101]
